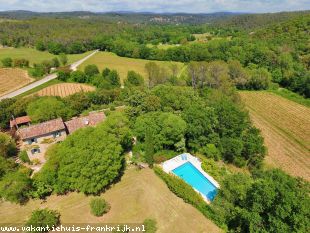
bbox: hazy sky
[0,0,309,13]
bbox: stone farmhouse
[16,112,106,162]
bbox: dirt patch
[0,68,34,96]
[35,83,95,97]
[240,91,310,181]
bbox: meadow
[240,91,310,181]
[0,167,220,233]
[0,68,34,96]
[0,47,93,67]
[35,83,95,97]
[78,51,184,81]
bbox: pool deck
[162,153,220,203]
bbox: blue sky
[0,0,309,13]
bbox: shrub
[153,150,176,163]
[13,58,29,68]
[90,197,110,217]
[1,57,12,67]
[0,132,17,157]
[200,144,221,161]
[59,53,68,66]
[0,171,32,204]
[84,64,99,77]
[18,150,31,163]
[26,208,60,232]
[143,219,157,233]
[125,71,144,87]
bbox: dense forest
[0,10,309,232]
[0,11,309,97]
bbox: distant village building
[16,112,106,158]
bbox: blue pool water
[172,162,218,201]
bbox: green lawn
[78,51,184,81]
[0,167,221,233]
[0,47,93,67]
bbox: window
[53,131,61,138]
[31,148,40,154]
[28,138,37,144]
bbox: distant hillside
[0,10,243,24]
[212,10,310,30]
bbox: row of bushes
[1,57,29,68]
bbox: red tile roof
[17,118,65,140]
[65,112,106,134]
[10,116,31,128]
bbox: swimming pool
[172,162,218,201]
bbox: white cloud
[0,0,309,13]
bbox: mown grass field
[0,167,221,233]
[0,47,93,67]
[35,83,95,97]
[78,51,184,81]
[240,91,310,181]
[0,68,34,96]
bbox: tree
[134,112,187,152]
[145,62,160,88]
[26,208,60,232]
[59,53,68,66]
[221,137,244,165]
[36,113,130,195]
[228,60,250,89]
[51,57,60,68]
[1,57,12,67]
[0,156,16,179]
[90,197,110,217]
[84,64,99,77]
[102,68,111,77]
[64,92,91,114]
[144,130,155,166]
[57,70,71,81]
[105,70,121,88]
[0,132,17,158]
[70,70,87,83]
[41,60,53,74]
[181,104,218,152]
[241,127,266,168]
[0,171,32,204]
[26,97,73,122]
[35,40,46,51]
[125,71,144,87]
[248,68,271,90]
[232,170,310,233]
[31,63,46,77]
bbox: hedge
[153,166,226,229]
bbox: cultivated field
[34,83,95,97]
[78,51,184,81]
[0,47,93,66]
[240,91,310,181]
[0,167,221,233]
[0,68,34,96]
